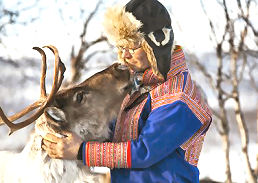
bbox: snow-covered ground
[199,115,257,183]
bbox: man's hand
[42,131,83,160]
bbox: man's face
[120,46,150,72]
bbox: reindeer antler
[0,45,66,135]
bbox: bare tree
[256,104,258,177]
[0,2,18,43]
[240,1,258,176]
[67,0,109,85]
[192,0,258,182]
[228,1,256,182]
[190,1,234,182]
[0,0,39,44]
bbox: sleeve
[81,98,203,169]
[82,141,132,168]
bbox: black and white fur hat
[103,0,174,80]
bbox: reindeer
[0,45,131,183]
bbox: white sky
[0,0,218,60]
[1,0,257,60]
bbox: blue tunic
[111,94,202,183]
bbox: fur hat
[103,0,174,80]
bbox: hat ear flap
[142,40,164,81]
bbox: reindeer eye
[75,92,84,104]
[73,90,89,104]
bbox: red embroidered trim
[86,142,90,166]
[142,69,163,86]
[113,95,148,142]
[185,134,205,166]
[85,141,131,168]
[127,141,132,168]
[167,46,187,78]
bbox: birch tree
[191,0,258,182]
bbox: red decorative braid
[167,45,188,78]
[185,134,205,166]
[113,92,148,142]
[85,141,131,168]
[86,142,90,166]
[127,141,132,168]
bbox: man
[42,0,212,182]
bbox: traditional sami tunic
[81,46,212,183]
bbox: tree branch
[80,0,103,43]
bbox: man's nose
[122,49,133,59]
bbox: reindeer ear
[73,90,89,104]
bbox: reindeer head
[38,63,131,141]
[0,46,131,142]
